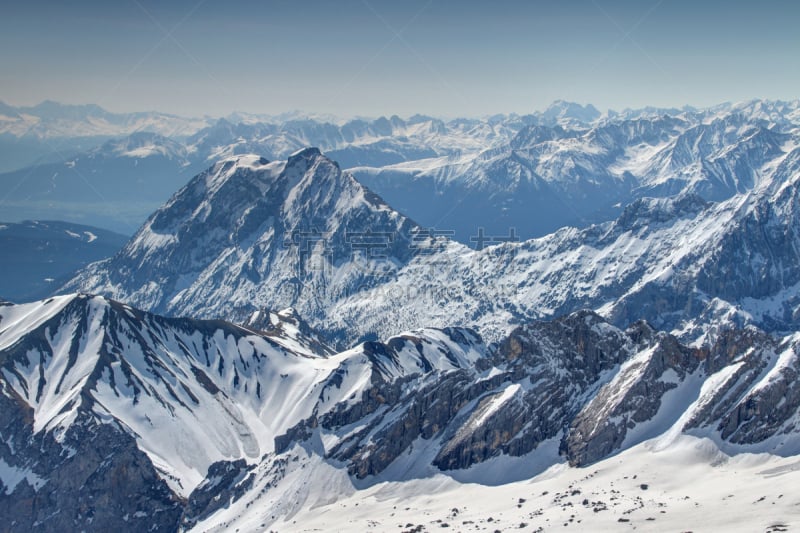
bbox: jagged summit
[61,149,423,325]
[288,146,322,159]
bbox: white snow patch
[0,459,46,494]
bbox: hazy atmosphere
[2,0,798,117]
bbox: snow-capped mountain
[64,111,800,348]
[0,132,206,233]
[0,294,486,531]
[0,100,210,140]
[2,295,798,531]
[62,149,426,332]
[9,98,800,531]
[353,100,799,243]
[0,220,127,302]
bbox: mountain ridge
[3,294,799,531]
[61,103,800,348]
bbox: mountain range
[62,107,800,348]
[3,99,797,241]
[0,102,519,233]
[1,294,798,531]
[2,98,800,531]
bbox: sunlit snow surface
[191,436,800,533]
[0,294,484,497]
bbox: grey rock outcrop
[0,390,182,532]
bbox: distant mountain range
[2,98,797,239]
[353,99,800,241]
[0,100,212,174]
[0,100,210,141]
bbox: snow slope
[188,435,800,533]
[258,436,800,533]
[0,294,484,498]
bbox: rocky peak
[498,309,632,378]
[286,146,323,167]
[242,306,336,357]
[61,149,422,322]
[613,194,710,233]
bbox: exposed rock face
[564,332,701,466]
[0,391,181,532]
[271,310,800,484]
[684,329,800,446]
[271,312,654,477]
[181,459,257,530]
[275,327,494,478]
[436,311,637,469]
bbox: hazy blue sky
[1,0,797,118]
